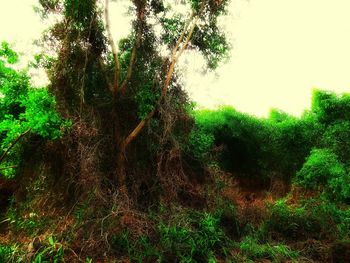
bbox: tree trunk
[115,139,128,194]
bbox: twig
[120,6,144,95]
[80,17,95,114]
[0,128,32,163]
[0,165,18,171]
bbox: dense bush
[261,199,350,242]
[187,127,214,162]
[190,90,350,190]
[322,121,350,165]
[0,42,68,177]
[306,201,350,239]
[192,107,273,181]
[311,89,350,126]
[296,149,350,202]
[261,200,323,241]
[267,111,321,179]
[191,106,317,182]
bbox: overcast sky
[1,0,350,117]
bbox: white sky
[1,0,350,117]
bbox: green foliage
[239,236,299,262]
[64,0,95,29]
[32,236,64,263]
[21,89,67,139]
[296,149,343,188]
[6,199,46,236]
[296,149,350,201]
[158,212,228,262]
[189,0,230,16]
[0,244,21,263]
[111,232,159,262]
[261,200,323,241]
[110,210,232,262]
[190,91,350,183]
[267,111,322,179]
[0,239,65,263]
[261,199,350,241]
[192,22,230,69]
[311,89,350,125]
[187,127,214,161]
[305,200,350,239]
[160,16,185,46]
[192,107,274,181]
[322,121,350,165]
[135,83,160,119]
[155,0,230,69]
[191,90,350,202]
[0,42,18,64]
[0,42,67,177]
[118,32,163,120]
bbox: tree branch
[0,128,32,164]
[0,165,18,171]
[119,27,142,95]
[98,57,114,92]
[176,16,199,60]
[105,0,120,96]
[123,14,200,148]
[172,12,195,58]
[124,108,156,148]
[162,15,199,96]
[120,3,145,95]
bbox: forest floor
[0,167,349,262]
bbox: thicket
[0,42,67,178]
[185,89,350,261]
[190,89,350,202]
[2,42,350,261]
[1,0,350,261]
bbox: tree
[37,0,230,194]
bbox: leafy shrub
[158,212,229,262]
[0,42,68,177]
[261,200,323,241]
[188,90,350,186]
[303,199,350,239]
[296,149,344,188]
[322,121,350,165]
[267,110,321,179]
[191,106,320,182]
[262,199,350,242]
[296,148,350,201]
[187,127,214,161]
[193,106,272,181]
[311,89,350,125]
